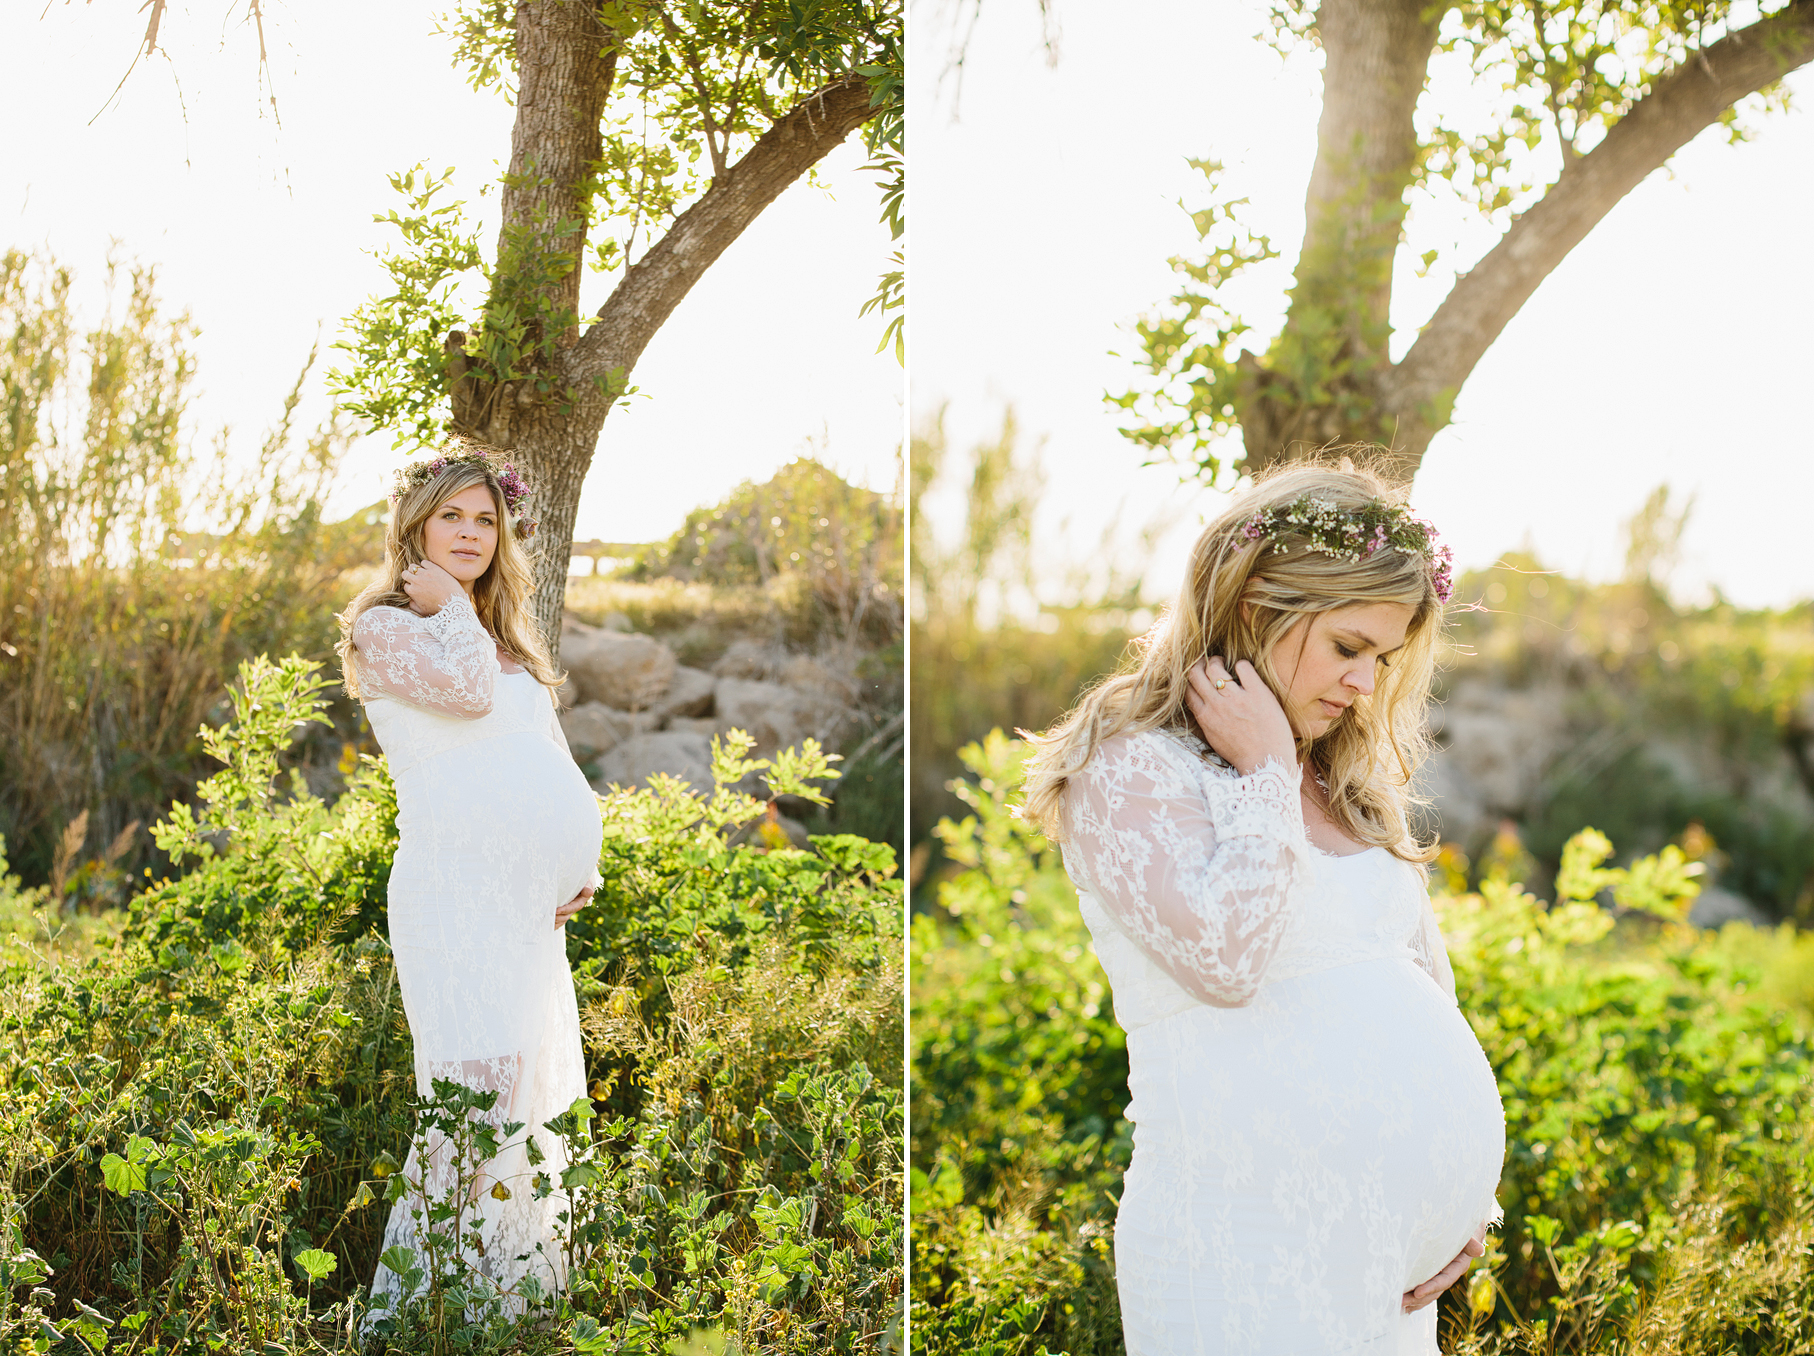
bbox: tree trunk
[1237,0,1439,474]
[444,2,884,659]
[1237,0,1814,485]
[499,0,615,349]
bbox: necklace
[1302,766,1335,821]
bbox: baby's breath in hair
[390,443,538,540]
[1240,494,1454,602]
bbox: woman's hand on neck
[401,558,467,617]
[1185,657,1299,777]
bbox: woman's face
[421,483,500,588]
[1269,601,1416,738]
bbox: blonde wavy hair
[1020,458,1447,864]
[336,448,562,704]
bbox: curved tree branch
[567,72,881,383]
[1385,0,1814,429]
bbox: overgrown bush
[1445,551,1814,917]
[0,248,375,891]
[623,457,903,657]
[1,657,903,1354]
[570,459,905,856]
[911,732,1814,1355]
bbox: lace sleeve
[1062,731,1311,1008]
[1411,892,1458,1001]
[351,595,496,718]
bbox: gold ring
[1215,678,1227,690]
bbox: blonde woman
[1021,461,1502,1353]
[336,439,600,1321]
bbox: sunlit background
[912,0,1813,612]
[6,2,904,544]
[911,12,1814,1346]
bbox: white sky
[909,0,1814,611]
[7,2,903,546]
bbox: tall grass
[908,412,1142,857]
[1,660,903,1353]
[0,248,368,890]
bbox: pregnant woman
[336,440,602,1320]
[1020,461,1504,1353]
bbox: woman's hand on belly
[554,884,594,929]
[1403,1222,1487,1313]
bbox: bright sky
[7,3,902,546]
[911,0,1814,611]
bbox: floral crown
[1238,493,1454,603]
[389,445,538,540]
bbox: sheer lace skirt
[366,723,601,1325]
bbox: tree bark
[445,3,883,658]
[1237,0,1439,473]
[1239,0,1814,484]
[498,0,616,350]
[1380,0,1814,471]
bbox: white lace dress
[1060,728,1504,1354]
[349,595,602,1318]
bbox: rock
[593,731,715,795]
[779,653,856,703]
[654,665,716,721]
[599,611,635,633]
[714,676,856,758]
[1424,681,1573,849]
[1689,884,1772,930]
[667,716,720,737]
[712,639,785,681]
[561,622,676,710]
[559,702,655,760]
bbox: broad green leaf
[293,1248,337,1282]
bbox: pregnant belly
[1122,957,1504,1299]
[388,731,604,946]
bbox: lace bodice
[351,597,572,776]
[1059,728,1454,1031]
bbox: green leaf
[561,1161,602,1191]
[570,1314,611,1355]
[99,1153,146,1197]
[293,1248,337,1283]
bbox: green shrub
[1,657,902,1354]
[0,249,375,891]
[911,731,1814,1355]
[626,458,902,657]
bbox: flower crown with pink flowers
[390,444,538,540]
[1239,494,1454,603]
